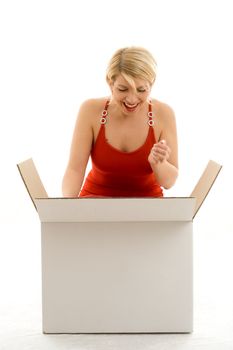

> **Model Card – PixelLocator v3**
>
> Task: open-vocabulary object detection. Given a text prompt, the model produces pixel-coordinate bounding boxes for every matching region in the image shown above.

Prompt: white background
[0,0,233,349]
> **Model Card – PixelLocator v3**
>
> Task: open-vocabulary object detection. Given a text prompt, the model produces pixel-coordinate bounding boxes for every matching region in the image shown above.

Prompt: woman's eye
[117,88,146,93]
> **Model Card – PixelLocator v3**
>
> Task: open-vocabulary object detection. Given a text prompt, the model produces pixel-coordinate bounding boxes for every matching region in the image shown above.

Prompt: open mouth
[123,102,139,112]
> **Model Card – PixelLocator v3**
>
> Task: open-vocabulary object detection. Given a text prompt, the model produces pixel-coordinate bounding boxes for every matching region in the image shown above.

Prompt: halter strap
[100,99,154,126]
[147,100,154,126]
[100,100,110,124]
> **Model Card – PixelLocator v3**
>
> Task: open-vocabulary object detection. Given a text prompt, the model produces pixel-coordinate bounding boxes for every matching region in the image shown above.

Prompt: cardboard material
[41,221,193,333]
[17,158,48,209]
[190,160,222,218]
[17,158,222,333]
[35,197,196,222]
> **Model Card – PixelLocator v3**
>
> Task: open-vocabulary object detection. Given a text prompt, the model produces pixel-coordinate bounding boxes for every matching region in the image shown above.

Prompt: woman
[62,47,178,197]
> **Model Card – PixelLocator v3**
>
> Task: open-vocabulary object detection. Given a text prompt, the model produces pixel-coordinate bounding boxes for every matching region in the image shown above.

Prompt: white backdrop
[1,1,233,348]
[0,0,232,226]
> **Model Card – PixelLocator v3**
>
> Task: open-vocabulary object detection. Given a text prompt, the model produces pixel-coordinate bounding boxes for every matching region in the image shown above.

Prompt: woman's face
[110,75,151,114]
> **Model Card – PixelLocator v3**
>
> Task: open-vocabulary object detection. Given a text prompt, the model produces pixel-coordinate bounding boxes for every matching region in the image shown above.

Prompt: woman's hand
[148,140,171,166]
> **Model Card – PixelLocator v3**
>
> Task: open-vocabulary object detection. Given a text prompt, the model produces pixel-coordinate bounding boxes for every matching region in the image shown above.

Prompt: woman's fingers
[148,140,171,165]
[152,141,170,162]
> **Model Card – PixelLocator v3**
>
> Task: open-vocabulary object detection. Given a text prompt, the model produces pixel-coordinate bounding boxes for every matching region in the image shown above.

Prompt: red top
[79,100,163,197]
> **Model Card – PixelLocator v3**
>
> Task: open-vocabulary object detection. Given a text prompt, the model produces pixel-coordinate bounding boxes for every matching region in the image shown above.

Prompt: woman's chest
[93,118,161,153]
[106,123,149,152]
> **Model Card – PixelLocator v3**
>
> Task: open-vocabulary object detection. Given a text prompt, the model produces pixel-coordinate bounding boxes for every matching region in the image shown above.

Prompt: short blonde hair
[106,46,157,88]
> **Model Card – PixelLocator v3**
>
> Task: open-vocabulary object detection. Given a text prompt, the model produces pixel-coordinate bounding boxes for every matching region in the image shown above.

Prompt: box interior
[17,158,222,219]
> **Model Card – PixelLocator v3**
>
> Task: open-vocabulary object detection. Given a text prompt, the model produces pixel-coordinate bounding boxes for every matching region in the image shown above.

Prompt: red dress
[79,100,163,197]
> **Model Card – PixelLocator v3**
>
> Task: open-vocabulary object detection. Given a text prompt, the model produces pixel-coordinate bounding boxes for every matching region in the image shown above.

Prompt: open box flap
[190,160,222,219]
[17,158,221,220]
[17,158,48,210]
[34,197,196,222]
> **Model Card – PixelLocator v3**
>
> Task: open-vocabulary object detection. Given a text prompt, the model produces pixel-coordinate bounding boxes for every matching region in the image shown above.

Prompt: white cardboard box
[17,159,222,334]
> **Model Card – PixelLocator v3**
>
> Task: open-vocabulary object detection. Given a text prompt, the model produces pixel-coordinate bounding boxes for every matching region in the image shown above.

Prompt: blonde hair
[106,46,157,88]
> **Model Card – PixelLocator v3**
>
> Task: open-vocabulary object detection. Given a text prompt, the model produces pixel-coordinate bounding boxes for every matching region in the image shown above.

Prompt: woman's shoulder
[79,97,109,114]
[151,98,175,115]
[151,98,176,124]
[75,97,110,129]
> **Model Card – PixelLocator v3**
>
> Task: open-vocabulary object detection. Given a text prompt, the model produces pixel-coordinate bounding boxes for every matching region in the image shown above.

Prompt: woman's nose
[125,92,138,104]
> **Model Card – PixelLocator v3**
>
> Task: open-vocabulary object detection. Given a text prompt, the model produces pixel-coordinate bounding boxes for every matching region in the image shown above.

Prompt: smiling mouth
[123,102,139,110]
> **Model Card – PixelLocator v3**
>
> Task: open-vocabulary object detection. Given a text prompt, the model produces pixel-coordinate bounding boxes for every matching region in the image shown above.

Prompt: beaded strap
[147,100,154,126]
[100,99,154,126]
[100,100,110,124]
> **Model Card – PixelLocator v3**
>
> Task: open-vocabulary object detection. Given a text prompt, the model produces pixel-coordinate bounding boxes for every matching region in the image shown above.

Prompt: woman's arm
[62,100,94,197]
[148,104,178,189]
